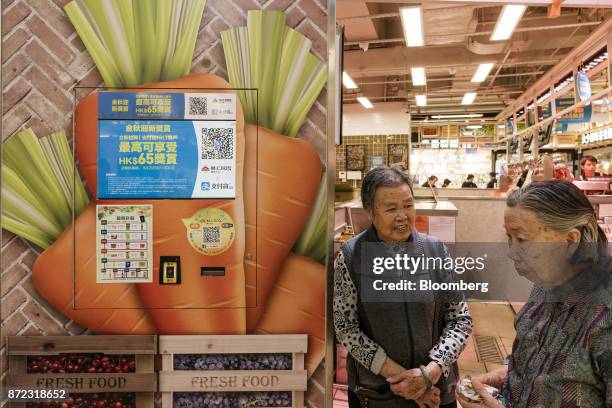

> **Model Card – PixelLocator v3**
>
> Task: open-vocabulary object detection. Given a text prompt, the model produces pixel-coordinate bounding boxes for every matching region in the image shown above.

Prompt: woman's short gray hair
[507,180,607,262]
[361,167,413,211]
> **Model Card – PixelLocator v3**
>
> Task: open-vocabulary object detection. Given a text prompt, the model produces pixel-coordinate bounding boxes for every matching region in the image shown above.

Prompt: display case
[411,148,491,187]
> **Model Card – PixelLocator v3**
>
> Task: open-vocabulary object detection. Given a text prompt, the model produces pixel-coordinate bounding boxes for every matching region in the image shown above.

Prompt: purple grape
[174,392,291,407]
[174,354,292,371]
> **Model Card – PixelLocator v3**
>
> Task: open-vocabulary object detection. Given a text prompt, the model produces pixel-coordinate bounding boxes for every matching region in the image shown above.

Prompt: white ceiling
[339,1,612,123]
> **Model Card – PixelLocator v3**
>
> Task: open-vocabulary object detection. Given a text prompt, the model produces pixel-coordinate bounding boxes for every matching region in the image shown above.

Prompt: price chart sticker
[96,205,153,283]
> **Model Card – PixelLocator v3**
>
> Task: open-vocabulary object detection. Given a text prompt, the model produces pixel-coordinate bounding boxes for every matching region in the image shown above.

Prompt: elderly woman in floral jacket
[334,167,473,408]
[458,180,611,408]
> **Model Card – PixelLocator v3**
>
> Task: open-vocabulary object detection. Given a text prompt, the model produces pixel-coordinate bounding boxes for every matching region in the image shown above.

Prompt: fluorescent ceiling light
[462,92,477,105]
[471,63,494,83]
[411,67,426,86]
[491,5,527,41]
[432,114,483,119]
[416,94,427,106]
[342,72,358,89]
[357,96,373,109]
[467,125,482,129]
[399,6,424,47]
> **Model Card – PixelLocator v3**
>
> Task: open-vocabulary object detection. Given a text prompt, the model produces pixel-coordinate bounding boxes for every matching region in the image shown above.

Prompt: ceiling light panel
[416,94,427,106]
[471,63,495,83]
[462,92,477,105]
[432,114,483,119]
[357,96,373,109]
[342,72,358,89]
[411,67,426,86]
[491,5,527,41]
[399,6,424,47]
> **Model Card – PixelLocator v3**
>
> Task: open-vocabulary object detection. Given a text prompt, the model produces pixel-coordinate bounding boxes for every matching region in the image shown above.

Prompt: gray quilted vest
[340,226,460,406]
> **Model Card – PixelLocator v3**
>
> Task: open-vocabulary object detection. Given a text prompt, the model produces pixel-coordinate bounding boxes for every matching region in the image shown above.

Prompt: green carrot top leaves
[221,10,326,136]
[65,0,206,88]
[1,130,89,249]
[221,10,328,263]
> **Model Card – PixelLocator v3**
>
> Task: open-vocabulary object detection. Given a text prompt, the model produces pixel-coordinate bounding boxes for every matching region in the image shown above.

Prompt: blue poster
[97,91,238,199]
[98,92,236,121]
[98,120,236,199]
[371,156,384,168]
[540,98,592,124]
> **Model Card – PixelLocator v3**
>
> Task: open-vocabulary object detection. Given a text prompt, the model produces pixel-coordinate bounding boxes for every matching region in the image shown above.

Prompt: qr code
[189,96,207,116]
[201,127,234,160]
[203,226,221,247]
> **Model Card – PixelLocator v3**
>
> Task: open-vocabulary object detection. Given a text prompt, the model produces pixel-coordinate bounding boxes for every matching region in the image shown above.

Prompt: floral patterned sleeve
[333,250,388,374]
[428,301,472,378]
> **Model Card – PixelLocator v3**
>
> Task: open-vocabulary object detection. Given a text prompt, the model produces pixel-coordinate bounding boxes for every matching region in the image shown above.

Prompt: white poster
[191,120,237,198]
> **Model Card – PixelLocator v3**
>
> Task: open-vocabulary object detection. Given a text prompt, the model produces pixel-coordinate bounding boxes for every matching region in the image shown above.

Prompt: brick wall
[1,1,328,406]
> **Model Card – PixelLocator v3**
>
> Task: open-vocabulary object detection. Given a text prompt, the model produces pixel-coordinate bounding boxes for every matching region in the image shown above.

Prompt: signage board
[98,92,237,199]
[576,71,592,102]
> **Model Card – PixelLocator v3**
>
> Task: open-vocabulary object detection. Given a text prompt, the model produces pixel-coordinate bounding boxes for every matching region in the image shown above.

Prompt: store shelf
[588,195,612,205]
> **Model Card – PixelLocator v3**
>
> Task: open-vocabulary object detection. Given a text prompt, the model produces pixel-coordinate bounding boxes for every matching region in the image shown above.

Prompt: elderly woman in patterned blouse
[334,167,473,408]
[457,180,611,408]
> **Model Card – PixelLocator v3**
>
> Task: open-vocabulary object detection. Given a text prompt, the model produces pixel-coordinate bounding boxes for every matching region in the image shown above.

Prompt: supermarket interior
[333,1,612,406]
[2,0,612,407]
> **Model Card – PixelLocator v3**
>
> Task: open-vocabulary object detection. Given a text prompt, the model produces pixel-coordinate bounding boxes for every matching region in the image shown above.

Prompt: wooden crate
[6,335,157,408]
[159,334,308,408]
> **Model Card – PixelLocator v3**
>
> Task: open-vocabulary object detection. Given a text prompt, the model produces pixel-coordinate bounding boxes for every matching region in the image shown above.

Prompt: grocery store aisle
[332,301,522,407]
